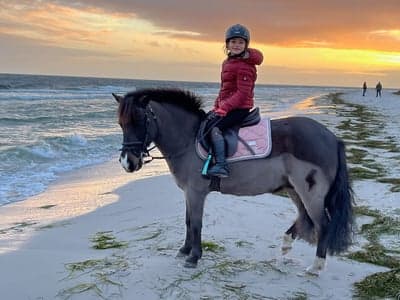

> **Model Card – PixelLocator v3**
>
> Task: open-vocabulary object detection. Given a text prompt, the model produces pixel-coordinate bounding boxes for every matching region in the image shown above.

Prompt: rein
[142,143,190,164]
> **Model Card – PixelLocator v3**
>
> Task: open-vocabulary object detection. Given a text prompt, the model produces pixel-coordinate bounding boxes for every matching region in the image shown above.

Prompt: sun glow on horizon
[258,43,400,71]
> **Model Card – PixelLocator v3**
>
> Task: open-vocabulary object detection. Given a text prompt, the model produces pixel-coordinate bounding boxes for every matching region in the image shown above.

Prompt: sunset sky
[1,0,400,88]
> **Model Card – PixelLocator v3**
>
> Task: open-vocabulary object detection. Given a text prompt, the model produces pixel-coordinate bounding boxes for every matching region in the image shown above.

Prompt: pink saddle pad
[196,117,272,162]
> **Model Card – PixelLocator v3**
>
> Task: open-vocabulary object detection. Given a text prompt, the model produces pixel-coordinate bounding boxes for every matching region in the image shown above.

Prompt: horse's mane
[125,88,206,116]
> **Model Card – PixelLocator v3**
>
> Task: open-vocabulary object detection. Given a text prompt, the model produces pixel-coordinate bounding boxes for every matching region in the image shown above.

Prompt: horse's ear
[137,95,149,107]
[112,93,123,103]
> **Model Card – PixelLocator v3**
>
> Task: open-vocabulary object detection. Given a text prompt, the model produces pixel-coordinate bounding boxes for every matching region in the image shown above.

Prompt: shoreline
[0,155,169,255]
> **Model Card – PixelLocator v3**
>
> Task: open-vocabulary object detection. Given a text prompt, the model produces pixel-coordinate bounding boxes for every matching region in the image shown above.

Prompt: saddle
[196,108,272,162]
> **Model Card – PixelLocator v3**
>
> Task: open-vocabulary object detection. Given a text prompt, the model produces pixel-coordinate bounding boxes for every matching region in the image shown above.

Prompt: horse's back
[270,116,338,178]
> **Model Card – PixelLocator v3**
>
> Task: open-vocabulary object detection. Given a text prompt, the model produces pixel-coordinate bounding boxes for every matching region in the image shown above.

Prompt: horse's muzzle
[119,151,143,172]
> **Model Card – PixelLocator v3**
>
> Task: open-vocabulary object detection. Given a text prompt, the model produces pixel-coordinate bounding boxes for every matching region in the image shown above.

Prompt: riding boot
[207,127,229,178]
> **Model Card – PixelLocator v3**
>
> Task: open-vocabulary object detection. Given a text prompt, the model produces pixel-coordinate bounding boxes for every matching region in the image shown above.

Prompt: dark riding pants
[213,109,250,131]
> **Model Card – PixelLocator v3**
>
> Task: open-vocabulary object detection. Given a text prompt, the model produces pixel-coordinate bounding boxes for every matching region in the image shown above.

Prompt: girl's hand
[206,111,218,121]
[214,108,227,116]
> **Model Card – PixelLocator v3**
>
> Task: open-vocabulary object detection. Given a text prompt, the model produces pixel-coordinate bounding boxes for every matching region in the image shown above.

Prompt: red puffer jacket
[213,48,263,116]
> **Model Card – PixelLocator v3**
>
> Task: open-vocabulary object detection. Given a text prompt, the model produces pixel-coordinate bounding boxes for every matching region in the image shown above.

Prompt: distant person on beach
[362,81,367,96]
[206,24,263,178]
[376,81,382,97]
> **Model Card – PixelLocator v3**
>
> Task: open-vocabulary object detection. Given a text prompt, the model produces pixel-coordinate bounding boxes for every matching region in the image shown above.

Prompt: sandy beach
[0,90,399,299]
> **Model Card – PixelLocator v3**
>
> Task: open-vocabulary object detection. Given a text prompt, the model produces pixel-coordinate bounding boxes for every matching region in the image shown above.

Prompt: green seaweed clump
[349,166,379,180]
[352,206,400,299]
[201,240,225,253]
[65,259,104,273]
[58,283,103,299]
[354,268,400,299]
[329,92,345,105]
[38,204,57,209]
[288,291,308,300]
[377,177,400,193]
[91,231,128,250]
[350,206,400,268]
[235,240,253,248]
[348,244,400,269]
[60,254,129,299]
[0,221,37,234]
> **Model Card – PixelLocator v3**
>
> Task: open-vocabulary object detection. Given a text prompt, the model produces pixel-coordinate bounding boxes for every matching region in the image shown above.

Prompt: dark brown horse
[113,88,354,275]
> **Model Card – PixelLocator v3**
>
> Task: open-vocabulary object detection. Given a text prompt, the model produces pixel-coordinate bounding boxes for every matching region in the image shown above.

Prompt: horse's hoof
[305,266,321,276]
[184,255,199,268]
[176,251,189,258]
[281,256,302,266]
[184,261,197,268]
[305,257,326,276]
[281,234,294,255]
[281,246,292,256]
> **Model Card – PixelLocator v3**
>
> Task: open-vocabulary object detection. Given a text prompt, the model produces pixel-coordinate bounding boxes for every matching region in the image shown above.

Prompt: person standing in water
[362,81,367,96]
[376,81,382,97]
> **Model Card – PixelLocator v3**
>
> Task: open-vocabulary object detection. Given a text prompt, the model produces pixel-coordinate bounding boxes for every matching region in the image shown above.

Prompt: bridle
[119,103,160,164]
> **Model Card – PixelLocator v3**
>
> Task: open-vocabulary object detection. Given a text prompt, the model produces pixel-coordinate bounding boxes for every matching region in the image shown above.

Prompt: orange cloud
[36,0,400,52]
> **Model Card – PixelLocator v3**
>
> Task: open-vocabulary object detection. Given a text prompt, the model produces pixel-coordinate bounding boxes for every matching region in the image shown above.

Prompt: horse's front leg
[182,188,206,268]
[177,207,192,257]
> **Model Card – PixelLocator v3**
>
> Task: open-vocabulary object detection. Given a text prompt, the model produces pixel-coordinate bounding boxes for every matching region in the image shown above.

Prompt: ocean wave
[0,134,91,163]
[0,91,117,101]
[0,133,120,205]
[0,173,52,205]
[0,115,58,124]
[0,74,138,92]
[64,85,132,93]
[0,109,114,125]
[0,84,12,90]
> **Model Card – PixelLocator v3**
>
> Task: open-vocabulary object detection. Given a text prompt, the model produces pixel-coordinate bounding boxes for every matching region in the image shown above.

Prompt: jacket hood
[246,48,263,65]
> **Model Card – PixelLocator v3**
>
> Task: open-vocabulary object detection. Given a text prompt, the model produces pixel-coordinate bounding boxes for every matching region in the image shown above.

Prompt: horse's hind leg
[305,197,330,275]
[282,188,314,256]
[305,199,330,276]
[282,223,296,255]
[289,170,330,275]
[307,223,329,275]
[281,188,297,255]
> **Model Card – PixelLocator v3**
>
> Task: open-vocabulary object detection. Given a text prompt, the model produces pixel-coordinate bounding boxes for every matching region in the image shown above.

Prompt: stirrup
[207,164,229,178]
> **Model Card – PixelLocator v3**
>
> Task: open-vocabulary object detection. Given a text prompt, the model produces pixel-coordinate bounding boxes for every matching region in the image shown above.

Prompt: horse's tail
[324,139,354,255]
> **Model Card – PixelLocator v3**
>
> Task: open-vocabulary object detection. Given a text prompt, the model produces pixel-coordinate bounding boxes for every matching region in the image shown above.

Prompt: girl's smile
[227,38,246,55]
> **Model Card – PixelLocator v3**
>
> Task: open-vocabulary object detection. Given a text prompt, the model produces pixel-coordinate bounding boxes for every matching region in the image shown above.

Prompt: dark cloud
[48,0,400,51]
